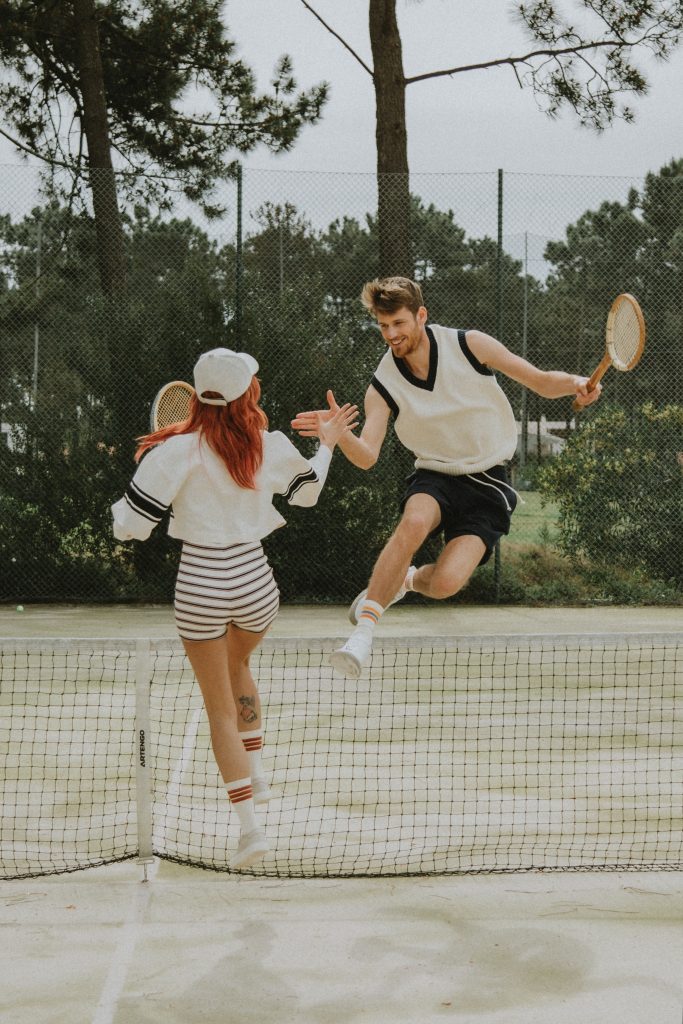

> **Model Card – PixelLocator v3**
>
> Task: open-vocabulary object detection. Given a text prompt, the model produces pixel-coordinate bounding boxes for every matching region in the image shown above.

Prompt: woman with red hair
[112,348,356,869]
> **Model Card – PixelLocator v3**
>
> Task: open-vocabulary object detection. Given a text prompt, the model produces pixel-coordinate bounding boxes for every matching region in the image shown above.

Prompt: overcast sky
[224,0,683,178]
[1,1,681,181]
[1,0,681,261]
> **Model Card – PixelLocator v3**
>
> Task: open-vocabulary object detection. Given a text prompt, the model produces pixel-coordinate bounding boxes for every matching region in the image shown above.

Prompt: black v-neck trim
[393,325,438,391]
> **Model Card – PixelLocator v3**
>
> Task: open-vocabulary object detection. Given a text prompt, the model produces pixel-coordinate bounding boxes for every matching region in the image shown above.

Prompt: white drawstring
[465,471,525,510]
[480,471,525,506]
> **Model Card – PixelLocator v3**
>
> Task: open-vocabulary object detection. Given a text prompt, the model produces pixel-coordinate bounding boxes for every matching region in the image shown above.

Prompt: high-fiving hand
[292,390,350,437]
[296,393,358,449]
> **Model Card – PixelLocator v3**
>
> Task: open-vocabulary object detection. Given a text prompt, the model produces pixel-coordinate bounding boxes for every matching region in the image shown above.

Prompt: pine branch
[405,39,625,85]
[299,0,373,76]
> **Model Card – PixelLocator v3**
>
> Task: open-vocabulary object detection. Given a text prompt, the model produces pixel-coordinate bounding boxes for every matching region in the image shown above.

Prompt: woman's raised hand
[291,390,342,437]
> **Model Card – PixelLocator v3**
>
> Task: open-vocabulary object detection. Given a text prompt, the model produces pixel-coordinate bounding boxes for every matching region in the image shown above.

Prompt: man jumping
[292,276,601,678]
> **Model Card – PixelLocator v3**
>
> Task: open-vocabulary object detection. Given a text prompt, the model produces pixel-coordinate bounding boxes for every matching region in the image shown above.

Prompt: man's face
[376,305,426,358]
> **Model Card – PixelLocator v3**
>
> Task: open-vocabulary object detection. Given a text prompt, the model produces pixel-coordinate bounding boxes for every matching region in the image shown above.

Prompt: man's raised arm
[292,387,390,470]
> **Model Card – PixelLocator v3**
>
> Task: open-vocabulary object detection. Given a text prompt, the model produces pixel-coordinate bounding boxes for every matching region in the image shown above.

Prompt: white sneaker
[252,777,274,804]
[348,567,416,625]
[329,629,373,678]
[230,827,269,870]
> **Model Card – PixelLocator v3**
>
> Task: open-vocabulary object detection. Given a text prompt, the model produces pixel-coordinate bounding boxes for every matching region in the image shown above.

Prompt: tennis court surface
[1,604,682,1024]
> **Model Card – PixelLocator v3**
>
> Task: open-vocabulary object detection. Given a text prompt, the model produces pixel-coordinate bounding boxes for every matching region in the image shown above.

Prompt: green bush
[538,403,683,590]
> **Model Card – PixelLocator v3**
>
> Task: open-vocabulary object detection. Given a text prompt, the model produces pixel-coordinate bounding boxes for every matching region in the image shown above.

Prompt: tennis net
[1,634,681,878]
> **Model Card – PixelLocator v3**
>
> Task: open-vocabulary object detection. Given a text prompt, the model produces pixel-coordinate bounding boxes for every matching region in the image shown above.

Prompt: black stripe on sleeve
[124,481,169,522]
[283,468,318,501]
[370,376,399,417]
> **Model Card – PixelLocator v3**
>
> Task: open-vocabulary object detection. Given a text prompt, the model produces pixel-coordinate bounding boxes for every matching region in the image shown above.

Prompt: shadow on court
[2,861,682,1024]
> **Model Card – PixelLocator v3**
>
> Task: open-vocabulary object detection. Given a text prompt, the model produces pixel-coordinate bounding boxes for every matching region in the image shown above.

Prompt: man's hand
[317,403,359,449]
[573,377,602,408]
[291,390,343,436]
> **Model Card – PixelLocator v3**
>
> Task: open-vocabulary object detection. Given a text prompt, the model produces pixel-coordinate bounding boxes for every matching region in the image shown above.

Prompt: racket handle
[572,353,611,411]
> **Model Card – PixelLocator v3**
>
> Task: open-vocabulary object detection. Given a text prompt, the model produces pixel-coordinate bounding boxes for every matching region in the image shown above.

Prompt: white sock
[241,729,265,781]
[357,599,384,631]
[226,777,258,833]
[404,566,416,592]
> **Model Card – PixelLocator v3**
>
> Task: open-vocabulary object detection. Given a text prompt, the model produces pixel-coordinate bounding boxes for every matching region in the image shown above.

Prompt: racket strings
[609,300,643,369]
[153,383,194,429]
[159,390,191,424]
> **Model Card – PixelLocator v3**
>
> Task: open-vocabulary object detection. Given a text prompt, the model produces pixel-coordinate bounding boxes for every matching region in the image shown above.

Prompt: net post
[135,638,154,879]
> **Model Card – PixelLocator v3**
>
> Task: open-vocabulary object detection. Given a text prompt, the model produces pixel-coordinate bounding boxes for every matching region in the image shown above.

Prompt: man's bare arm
[467,331,602,406]
[291,387,390,469]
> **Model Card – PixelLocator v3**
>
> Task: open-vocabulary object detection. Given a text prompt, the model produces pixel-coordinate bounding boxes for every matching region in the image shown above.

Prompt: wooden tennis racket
[150,380,194,430]
[573,293,646,411]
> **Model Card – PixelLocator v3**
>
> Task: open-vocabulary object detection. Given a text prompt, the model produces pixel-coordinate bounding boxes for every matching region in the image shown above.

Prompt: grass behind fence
[480,492,682,608]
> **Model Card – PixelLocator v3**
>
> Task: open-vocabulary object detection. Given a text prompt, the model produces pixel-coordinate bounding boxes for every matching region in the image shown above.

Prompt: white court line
[153,704,205,847]
[91,705,204,1024]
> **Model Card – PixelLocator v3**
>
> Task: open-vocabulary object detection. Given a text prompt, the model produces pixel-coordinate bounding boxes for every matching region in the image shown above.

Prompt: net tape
[1,634,681,878]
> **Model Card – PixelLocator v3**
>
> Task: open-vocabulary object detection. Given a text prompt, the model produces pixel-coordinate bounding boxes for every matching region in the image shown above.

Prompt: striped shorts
[174,541,280,642]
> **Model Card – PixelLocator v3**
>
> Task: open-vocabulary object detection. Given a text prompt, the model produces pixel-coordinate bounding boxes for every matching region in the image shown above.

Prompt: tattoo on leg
[238,696,257,723]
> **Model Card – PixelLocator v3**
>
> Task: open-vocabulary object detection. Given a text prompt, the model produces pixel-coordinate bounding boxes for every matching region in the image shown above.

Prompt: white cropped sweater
[111,430,332,545]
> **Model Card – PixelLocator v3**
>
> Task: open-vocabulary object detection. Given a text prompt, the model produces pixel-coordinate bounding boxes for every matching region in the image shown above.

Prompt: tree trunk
[72,0,126,296]
[369,0,412,278]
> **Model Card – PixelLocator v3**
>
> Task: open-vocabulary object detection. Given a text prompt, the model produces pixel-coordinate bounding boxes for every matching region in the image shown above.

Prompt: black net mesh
[2,634,681,879]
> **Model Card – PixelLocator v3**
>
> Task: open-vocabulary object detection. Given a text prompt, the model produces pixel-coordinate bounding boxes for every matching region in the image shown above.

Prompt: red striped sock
[241,729,264,781]
[226,776,258,832]
[227,780,253,804]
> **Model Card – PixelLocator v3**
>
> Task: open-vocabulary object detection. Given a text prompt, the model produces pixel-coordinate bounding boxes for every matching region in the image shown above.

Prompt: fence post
[135,638,154,879]
[495,168,504,602]
[496,168,504,341]
[235,163,243,338]
[32,218,42,410]
[520,231,529,477]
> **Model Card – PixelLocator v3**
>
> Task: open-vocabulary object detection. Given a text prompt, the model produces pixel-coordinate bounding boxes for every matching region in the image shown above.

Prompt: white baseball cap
[193,348,259,405]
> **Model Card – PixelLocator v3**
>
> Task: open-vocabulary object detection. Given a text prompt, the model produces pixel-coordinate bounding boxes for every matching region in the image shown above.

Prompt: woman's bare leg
[225,622,268,735]
[182,633,250,783]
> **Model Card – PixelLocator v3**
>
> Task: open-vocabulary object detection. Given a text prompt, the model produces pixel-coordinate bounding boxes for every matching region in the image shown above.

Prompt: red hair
[135,378,268,489]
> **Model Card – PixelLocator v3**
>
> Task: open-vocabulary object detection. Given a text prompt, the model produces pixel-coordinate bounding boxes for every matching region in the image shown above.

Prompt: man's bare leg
[347,493,441,623]
[332,494,441,677]
[411,534,486,599]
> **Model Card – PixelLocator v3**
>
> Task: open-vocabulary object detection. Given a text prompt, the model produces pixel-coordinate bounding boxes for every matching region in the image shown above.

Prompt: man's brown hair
[361,277,424,317]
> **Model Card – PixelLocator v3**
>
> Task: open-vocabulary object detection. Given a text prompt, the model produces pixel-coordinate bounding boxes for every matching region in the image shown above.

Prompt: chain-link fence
[1,162,681,603]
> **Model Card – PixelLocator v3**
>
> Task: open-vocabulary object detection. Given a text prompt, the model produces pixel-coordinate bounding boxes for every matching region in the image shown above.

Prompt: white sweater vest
[371,324,518,475]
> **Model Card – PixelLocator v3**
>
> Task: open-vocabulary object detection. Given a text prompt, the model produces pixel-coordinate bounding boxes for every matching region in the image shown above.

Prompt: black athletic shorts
[400,464,518,565]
